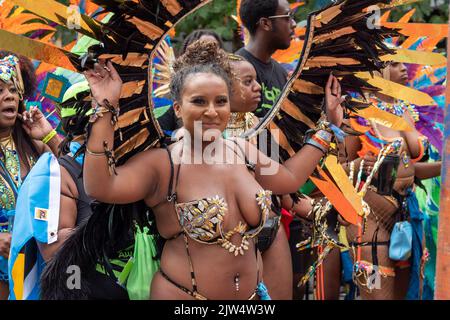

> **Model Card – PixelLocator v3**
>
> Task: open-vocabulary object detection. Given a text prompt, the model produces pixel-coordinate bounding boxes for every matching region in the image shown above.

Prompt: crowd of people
[0,0,443,300]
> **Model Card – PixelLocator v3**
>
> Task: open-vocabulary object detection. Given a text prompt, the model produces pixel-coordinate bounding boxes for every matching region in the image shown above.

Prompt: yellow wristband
[42,129,57,144]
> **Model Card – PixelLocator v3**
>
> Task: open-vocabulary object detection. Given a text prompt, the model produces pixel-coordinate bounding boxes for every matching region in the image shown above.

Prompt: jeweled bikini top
[166,142,271,256]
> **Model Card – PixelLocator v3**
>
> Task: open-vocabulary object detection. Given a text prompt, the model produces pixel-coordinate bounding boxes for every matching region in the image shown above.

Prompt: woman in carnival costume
[0,51,61,299]
[226,52,302,299]
[0,0,399,300]
[82,39,344,300]
[343,61,436,300]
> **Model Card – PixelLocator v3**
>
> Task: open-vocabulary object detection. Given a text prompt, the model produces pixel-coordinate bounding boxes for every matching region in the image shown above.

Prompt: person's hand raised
[21,106,54,141]
[324,73,345,127]
[84,60,122,108]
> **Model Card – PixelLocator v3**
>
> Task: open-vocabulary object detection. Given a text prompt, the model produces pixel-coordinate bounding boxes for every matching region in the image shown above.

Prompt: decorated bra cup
[175,190,272,256]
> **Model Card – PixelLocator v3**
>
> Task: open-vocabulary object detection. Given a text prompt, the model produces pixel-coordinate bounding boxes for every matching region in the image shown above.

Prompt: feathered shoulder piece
[0,0,211,164]
[244,0,400,159]
[75,0,211,164]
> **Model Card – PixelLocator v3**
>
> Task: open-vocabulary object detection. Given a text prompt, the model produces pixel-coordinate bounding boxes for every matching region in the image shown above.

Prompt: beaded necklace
[224,112,255,138]
[375,99,420,123]
[0,134,21,212]
[0,135,21,186]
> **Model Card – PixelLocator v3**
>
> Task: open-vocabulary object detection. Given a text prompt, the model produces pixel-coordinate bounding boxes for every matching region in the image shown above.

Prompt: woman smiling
[82,41,344,300]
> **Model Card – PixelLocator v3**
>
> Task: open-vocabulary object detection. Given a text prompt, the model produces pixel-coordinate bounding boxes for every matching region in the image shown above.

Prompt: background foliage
[49,0,449,50]
[174,0,449,52]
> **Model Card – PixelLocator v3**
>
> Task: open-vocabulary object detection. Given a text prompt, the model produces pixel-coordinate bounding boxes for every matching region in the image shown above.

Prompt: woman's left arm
[21,106,62,155]
[245,74,344,194]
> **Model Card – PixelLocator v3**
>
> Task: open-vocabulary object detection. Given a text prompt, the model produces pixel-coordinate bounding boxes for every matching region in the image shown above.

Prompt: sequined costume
[159,141,271,300]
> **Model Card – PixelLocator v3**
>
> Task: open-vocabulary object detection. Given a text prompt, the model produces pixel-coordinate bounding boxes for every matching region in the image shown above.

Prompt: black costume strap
[231,139,256,172]
[371,226,380,267]
[158,233,207,300]
[164,147,177,202]
[183,233,200,296]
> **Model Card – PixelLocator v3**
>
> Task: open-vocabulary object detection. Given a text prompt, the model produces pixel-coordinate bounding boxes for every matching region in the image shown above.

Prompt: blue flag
[8,152,60,300]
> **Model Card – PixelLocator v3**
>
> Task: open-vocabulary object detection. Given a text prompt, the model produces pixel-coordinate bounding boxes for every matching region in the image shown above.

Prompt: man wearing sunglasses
[236,0,296,118]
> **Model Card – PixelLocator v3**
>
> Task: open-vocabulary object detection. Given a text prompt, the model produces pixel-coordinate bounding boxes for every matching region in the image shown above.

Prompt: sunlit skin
[82,60,343,300]
[269,0,297,50]
[230,60,261,113]
[388,62,409,86]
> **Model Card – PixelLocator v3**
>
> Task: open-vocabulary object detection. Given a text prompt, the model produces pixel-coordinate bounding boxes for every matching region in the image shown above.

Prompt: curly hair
[240,0,279,35]
[170,40,233,102]
[0,50,37,99]
[181,29,223,54]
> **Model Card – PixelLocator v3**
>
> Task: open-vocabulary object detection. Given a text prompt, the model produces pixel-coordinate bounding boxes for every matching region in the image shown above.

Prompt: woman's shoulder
[129,147,172,173]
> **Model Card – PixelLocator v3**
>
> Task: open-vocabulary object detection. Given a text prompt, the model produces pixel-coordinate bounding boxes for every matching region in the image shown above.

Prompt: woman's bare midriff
[147,151,267,300]
[150,234,262,300]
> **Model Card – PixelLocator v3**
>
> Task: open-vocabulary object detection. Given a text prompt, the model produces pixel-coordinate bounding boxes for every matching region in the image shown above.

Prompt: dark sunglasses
[267,11,295,21]
[256,11,296,26]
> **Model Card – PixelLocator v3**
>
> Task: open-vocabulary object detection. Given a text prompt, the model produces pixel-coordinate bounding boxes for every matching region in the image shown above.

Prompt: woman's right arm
[83,61,160,204]
[414,161,442,180]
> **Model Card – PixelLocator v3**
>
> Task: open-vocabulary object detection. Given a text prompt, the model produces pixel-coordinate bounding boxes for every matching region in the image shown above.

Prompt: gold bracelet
[85,146,106,156]
[85,141,117,175]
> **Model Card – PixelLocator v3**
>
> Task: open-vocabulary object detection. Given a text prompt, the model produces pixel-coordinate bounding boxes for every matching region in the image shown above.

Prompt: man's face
[268,0,296,50]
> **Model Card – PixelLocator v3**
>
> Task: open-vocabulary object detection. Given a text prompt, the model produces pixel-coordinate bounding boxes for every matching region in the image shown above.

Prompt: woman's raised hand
[84,60,122,107]
[324,73,345,127]
[21,106,54,140]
